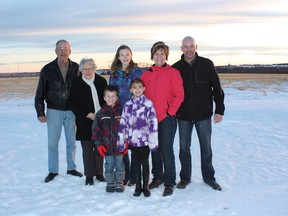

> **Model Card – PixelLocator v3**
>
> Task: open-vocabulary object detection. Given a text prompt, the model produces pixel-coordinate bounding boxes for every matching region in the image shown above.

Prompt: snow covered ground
[0,79,287,216]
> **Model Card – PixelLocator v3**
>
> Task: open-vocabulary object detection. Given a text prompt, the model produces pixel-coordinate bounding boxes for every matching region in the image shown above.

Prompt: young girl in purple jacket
[117,79,158,197]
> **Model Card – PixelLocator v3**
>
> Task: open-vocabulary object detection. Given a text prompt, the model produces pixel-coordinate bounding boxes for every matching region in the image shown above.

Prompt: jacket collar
[148,63,168,72]
[131,95,145,104]
[103,101,121,110]
[181,52,198,64]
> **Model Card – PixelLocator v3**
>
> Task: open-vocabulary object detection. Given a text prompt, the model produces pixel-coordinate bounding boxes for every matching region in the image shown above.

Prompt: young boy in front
[117,79,158,197]
[92,85,125,192]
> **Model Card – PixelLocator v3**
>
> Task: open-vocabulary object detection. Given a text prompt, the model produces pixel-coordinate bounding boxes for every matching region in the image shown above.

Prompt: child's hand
[123,148,128,155]
[97,146,107,157]
[123,140,129,155]
[87,112,96,120]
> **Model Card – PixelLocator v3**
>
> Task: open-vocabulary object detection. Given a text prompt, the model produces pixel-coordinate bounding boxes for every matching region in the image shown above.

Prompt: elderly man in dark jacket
[172,36,225,191]
[35,39,83,183]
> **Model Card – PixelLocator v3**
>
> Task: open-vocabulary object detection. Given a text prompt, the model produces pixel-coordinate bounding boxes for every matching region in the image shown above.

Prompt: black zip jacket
[172,53,225,121]
[34,58,79,117]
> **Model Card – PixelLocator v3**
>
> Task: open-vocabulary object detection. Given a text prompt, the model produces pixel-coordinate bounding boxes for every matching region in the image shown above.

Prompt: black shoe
[85,177,94,185]
[133,188,142,197]
[96,175,106,182]
[149,179,164,189]
[142,188,151,197]
[163,185,174,196]
[176,180,190,189]
[206,181,222,191]
[106,185,115,193]
[127,181,136,186]
[67,170,83,177]
[44,172,58,183]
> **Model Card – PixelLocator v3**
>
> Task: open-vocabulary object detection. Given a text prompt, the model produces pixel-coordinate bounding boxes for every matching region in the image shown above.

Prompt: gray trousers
[105,155,125,187]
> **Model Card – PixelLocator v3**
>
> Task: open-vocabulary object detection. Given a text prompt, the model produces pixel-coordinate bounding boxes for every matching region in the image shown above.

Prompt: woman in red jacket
[141,41,184,196]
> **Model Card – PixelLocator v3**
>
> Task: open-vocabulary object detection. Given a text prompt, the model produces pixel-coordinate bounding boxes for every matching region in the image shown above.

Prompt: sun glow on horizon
[1,1,288,73]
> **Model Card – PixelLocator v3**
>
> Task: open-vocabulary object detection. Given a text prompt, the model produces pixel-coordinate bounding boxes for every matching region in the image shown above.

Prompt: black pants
[81,140,104,177]
[131,146,150,188]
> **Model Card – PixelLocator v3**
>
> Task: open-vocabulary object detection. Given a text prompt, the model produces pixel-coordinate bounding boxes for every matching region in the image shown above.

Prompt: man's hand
[38,116,47,123]
[214,114,223,123]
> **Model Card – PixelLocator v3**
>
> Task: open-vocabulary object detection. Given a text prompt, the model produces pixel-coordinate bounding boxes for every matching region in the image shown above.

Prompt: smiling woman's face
[82,63,95,80]
[153,48,166,66]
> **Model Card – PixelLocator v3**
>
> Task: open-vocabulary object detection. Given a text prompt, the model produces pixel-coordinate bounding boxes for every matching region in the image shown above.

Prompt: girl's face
[104,91,118,106]
[130,83,145,97]
[118,48,132,69]
[153,48,166,66]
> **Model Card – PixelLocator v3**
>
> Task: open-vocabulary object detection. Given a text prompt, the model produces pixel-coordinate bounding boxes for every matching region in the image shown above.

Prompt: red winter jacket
[141,64,184,122]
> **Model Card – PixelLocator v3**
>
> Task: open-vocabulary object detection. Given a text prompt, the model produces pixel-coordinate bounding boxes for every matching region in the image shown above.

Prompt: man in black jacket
[172,36,225,191]
[35,39,83,183]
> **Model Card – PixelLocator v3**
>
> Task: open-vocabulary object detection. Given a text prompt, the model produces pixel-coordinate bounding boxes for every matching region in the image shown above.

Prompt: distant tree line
[1,64,288,78]
[216,64,288,74]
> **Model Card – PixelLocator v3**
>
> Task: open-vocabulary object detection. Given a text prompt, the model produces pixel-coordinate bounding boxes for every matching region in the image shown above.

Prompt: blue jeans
[105,155,124,186]
[178,118,215,183]
[151,115,177,186]
[46,108,76,173]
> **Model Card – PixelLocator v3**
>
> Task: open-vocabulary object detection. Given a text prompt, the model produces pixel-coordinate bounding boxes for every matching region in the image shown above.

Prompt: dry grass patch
[0,74,287,99]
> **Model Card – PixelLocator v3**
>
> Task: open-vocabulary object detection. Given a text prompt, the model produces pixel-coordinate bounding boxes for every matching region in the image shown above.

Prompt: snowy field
[0,77,287,216]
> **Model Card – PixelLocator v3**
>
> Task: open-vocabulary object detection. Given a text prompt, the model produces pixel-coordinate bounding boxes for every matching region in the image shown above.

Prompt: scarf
[82,74,101,113]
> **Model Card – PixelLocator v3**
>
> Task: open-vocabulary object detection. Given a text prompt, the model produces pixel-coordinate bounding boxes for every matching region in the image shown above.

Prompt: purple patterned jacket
[117,95,158,152]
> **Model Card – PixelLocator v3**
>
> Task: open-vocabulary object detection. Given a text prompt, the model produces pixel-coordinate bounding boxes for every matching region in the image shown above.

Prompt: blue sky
[0,0,287,72]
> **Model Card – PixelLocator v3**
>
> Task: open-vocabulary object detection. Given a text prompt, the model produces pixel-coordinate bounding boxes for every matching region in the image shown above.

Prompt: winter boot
[133,187,142,197]
[115,170,125,192]
[105,172,115,192]
[142,180,151,197]
[106,183,115,193]
[133,174,142,197]
[116,182,124,192]
[142,159,151,197]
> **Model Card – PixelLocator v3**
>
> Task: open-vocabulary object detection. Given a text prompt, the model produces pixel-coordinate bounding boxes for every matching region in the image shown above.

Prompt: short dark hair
[129,78,145,89]
[104,85,119,96]
[56,39,69,47]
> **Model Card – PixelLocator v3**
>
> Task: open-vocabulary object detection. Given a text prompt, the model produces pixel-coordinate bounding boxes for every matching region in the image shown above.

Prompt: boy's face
[130,83,145,97]
[104,91,118,106]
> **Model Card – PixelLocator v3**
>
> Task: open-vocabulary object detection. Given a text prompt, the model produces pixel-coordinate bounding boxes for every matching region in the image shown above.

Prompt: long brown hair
[110,45,137,77]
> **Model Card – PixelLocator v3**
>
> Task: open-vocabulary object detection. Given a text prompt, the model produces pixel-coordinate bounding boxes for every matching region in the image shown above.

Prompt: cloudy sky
[0,0,287,72]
